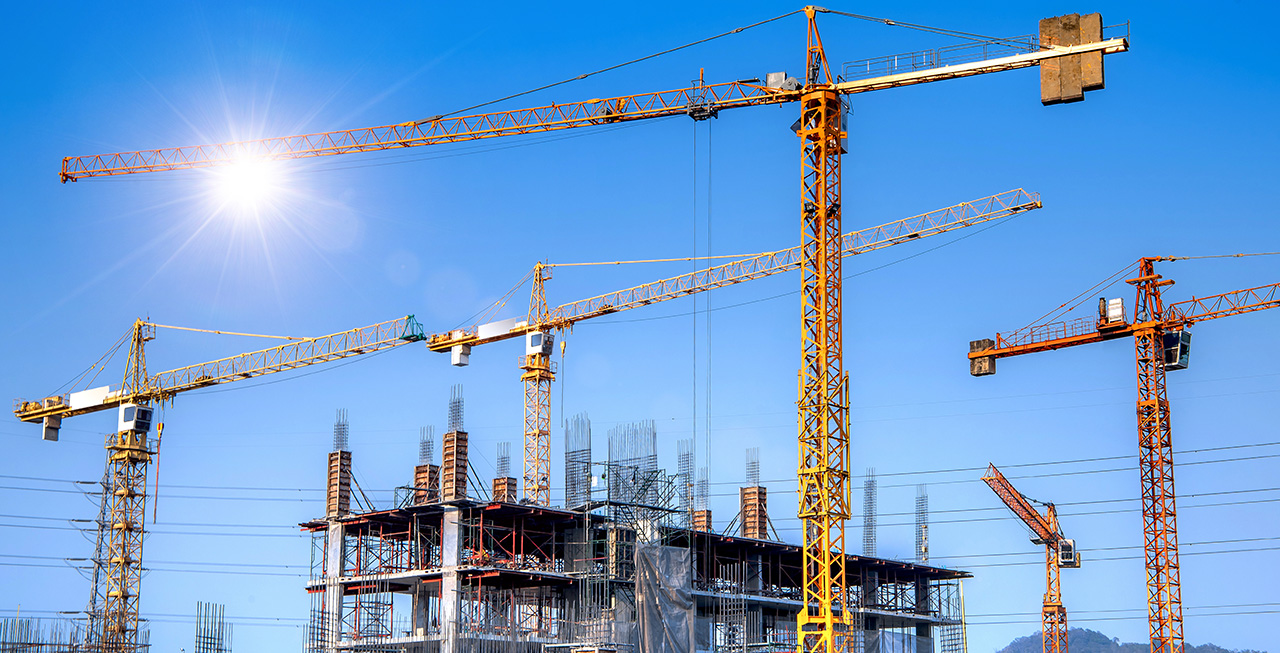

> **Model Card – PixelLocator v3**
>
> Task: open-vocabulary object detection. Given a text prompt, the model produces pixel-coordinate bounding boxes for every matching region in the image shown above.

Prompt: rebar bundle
[448,384,464,433]
[696,466,709,513]
[863,468,877,558]
[420,426,435,465]
[333,409,349,452]
[194,601,232,653]
[564,413,592,509]
[497,442,511,479]
[677,438,694,516]
[915,484,930,563]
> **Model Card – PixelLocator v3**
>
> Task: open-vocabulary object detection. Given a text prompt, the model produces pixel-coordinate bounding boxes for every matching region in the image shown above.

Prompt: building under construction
[303,398,969,653]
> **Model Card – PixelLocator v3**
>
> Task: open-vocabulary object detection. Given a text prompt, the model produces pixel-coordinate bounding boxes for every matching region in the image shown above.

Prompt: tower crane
[968,258,1280,653]
[982,464,1080,653]
[434,189,1041,506]
[14,316,428,653]
[14,188,1039,653]
[55,9,1128,652]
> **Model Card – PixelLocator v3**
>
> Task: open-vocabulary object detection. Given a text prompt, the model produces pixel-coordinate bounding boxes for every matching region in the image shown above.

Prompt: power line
[7,438,1276,496]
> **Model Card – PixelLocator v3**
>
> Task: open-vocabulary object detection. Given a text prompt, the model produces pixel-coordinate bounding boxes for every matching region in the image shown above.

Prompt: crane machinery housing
[39,7,1129,653]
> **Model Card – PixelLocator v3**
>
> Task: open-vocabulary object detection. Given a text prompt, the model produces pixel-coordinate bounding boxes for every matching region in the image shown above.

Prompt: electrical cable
[822,9,1039,50]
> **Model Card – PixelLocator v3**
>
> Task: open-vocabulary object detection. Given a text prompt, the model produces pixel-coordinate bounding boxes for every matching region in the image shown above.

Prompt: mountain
[994,628,1266,653]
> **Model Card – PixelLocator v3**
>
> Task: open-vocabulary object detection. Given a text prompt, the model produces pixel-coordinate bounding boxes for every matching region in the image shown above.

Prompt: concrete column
[915,579,933,652]
[440,508,463,653]
[323,522,345,651]
[746,554,763,644]
[861,570,879,653]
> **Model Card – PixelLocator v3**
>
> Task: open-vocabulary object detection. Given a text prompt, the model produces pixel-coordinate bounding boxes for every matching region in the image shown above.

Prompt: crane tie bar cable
[148,323,307,341]
[432,10,802,120]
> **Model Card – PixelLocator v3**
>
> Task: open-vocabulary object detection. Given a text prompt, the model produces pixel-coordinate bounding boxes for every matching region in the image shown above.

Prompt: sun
[210,157,284,214]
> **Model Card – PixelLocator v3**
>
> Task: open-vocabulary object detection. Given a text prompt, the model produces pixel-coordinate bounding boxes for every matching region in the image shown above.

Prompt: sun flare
[211,157,284,214]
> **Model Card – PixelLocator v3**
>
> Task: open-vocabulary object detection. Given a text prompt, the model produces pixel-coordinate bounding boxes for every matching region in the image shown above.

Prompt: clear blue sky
[2,2,1277,652]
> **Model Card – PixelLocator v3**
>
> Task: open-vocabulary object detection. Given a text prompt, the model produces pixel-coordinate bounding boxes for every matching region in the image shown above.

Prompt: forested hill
[995,628,1266,653]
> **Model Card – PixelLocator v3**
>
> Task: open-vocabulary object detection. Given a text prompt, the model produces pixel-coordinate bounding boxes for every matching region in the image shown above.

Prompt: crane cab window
[1163,330,1192,371]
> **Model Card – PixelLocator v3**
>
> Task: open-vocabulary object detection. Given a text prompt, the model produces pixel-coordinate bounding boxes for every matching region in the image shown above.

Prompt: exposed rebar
[863,467,877,558]
[332,409,349,452]
[419,426,435,465]
[496,442,511,479]
[448,384,464,432]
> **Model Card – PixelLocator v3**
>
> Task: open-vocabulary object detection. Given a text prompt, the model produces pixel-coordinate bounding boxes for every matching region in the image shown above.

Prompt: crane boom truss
[980,464,1059,542]
[982,463,1068,653]
[56,37,1127,182]
[429,189,1040,352]
[971,280,1280,360]
[15,316,426,423]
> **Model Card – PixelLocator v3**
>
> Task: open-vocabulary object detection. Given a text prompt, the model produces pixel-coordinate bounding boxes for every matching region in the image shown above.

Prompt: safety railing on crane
[995,314,1099,350]
[841,22,1129,83]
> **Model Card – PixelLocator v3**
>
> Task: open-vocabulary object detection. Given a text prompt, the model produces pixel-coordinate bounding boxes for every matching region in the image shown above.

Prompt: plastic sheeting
[634,543,694,653]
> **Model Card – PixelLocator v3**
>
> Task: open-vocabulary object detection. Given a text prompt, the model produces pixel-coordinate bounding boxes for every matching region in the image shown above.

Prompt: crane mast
[970,259,1280,653]
[794,10,851,649]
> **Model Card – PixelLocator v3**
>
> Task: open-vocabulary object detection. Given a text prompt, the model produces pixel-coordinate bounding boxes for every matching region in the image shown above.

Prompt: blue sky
[1,2,1277,652]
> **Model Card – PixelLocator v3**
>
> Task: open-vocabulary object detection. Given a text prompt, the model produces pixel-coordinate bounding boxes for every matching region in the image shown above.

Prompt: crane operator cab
[526,331,554,357]
[1057,538,1081,568]
[118,403,154,435]
[1163,330,1192,371]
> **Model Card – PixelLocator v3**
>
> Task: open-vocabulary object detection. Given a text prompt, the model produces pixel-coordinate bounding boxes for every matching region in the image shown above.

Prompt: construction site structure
[33,7,1130,650]
[302,413,970,653]
[969,257,1280,651]
[981,465,1079,653]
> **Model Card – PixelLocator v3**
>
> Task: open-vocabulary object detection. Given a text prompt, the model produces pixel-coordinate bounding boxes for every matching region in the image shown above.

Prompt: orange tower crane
[56,9,1128,652]
[982,463,1080,653]
[969,258,1280,653]
[15,189,1038,653]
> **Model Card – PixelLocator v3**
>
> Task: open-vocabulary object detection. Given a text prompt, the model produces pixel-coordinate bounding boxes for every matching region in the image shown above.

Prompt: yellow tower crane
[54,9,1128,652]
[982,463,1080,653]
[432,189,1040,506]
[14,316,428,652]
